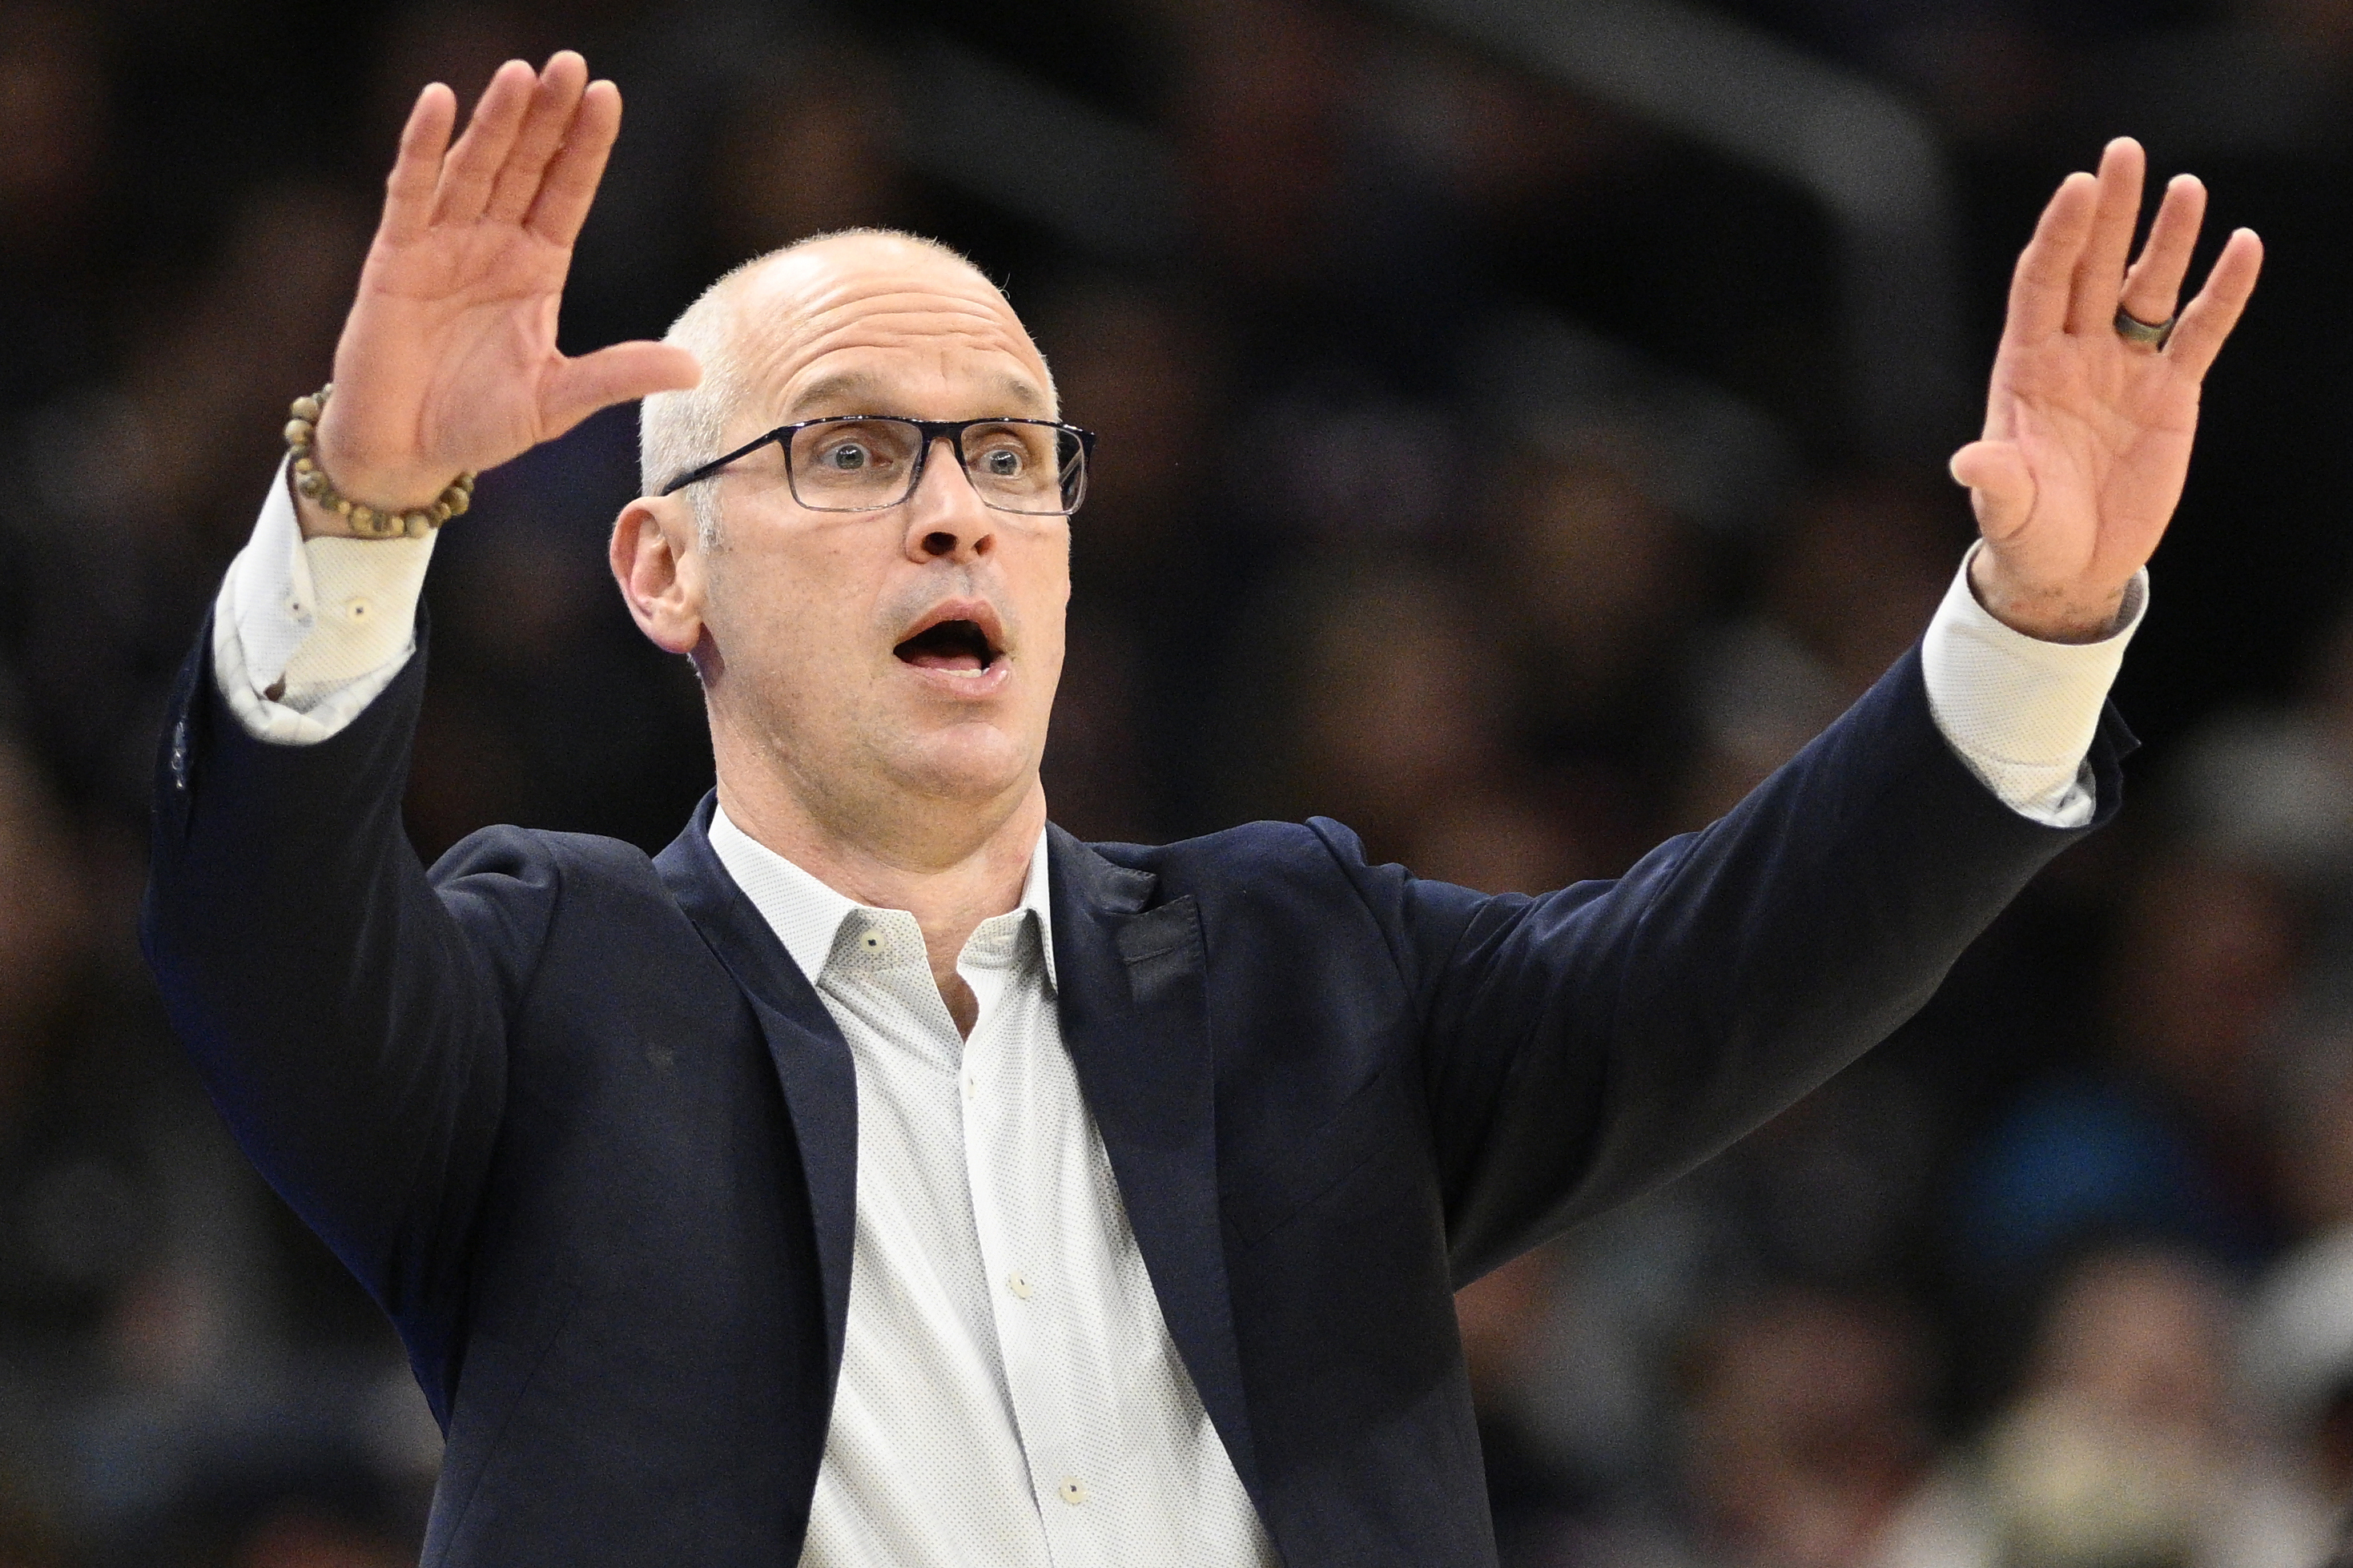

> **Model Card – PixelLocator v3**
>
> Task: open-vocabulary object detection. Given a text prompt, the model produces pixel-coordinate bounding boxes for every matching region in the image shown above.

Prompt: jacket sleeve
[140,613,552,1379]
[1317,645,2134,1285]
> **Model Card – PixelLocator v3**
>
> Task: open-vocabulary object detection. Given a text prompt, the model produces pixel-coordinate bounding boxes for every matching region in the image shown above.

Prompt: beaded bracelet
[283,384,475,540]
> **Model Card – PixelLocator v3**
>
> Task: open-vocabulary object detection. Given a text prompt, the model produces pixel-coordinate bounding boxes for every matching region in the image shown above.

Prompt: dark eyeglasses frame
[658,415,1098,516]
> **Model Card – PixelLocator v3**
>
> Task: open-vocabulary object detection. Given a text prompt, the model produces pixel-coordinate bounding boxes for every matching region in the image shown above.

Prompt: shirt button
[860,932,882,951]
[1007,1272,1033,1300]
[962,1071,979,1100]
[346,597,372,621]
[1058,1478,1086,1506]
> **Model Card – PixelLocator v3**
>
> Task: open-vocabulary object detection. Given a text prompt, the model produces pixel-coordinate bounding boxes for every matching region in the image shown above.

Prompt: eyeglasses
[660,416,1096,517]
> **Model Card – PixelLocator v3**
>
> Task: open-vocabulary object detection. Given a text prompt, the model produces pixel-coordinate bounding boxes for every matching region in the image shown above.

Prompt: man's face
[690,238,1069,832]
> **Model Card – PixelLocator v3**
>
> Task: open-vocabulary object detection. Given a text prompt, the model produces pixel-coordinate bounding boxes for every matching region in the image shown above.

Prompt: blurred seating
[0,0,2345,1558]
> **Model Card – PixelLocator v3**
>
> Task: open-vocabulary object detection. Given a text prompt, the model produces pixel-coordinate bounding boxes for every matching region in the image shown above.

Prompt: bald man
[143,54,2258,1568]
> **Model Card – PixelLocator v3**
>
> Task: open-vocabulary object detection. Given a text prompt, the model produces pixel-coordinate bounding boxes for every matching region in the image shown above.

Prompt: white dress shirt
[207,468,2146,1562]
[707,811,1277,1566]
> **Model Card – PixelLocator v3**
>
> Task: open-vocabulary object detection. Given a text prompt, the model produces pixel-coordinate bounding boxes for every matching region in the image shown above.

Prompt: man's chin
[883,722,1038,807]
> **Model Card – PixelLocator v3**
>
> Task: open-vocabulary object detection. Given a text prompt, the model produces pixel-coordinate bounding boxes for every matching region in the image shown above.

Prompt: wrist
[311,421,453,511]
[1966,550,2127,643]
[286,387,473,541]
[292,476,358,541]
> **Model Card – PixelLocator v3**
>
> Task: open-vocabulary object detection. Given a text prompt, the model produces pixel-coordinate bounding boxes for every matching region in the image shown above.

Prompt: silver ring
[2114,305,2175,350]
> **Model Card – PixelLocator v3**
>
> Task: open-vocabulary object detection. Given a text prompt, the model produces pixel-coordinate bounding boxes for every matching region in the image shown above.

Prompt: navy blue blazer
[142,621,2128,1566]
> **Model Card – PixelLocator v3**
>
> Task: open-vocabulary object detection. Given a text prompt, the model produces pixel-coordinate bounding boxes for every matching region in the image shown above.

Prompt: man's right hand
[297,52,700,539]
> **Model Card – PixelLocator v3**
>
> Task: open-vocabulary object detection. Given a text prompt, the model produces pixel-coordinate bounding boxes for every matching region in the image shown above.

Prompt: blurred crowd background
[5,0,2353,1563]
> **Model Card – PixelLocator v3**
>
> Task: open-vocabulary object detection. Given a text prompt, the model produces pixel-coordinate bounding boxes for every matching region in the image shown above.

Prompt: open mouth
[893,618,1001,673]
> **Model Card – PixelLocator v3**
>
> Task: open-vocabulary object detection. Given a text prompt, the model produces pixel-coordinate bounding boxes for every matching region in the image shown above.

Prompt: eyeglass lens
[787,420,1086,514]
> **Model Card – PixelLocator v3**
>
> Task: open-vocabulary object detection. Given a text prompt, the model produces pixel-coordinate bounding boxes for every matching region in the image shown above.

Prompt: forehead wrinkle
[746,324,1053,429]
[744,268,1031,360]
[770,300,1034,368]
[786,365,1052,420]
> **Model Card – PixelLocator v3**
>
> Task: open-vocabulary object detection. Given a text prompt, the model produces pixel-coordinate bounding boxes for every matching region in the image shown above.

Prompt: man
[142,50,2258,1568]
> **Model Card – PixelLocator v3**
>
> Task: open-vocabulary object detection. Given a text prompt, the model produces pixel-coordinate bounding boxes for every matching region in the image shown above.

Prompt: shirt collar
[1016,828,1057,991]
[706,804,1056,991]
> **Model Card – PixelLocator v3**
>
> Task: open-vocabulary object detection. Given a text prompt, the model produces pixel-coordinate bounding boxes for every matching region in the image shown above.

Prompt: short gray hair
[639,257,752,553]
[638,229,997,553]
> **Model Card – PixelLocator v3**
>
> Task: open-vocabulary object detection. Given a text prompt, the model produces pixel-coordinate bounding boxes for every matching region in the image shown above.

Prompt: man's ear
[609,494,706,657]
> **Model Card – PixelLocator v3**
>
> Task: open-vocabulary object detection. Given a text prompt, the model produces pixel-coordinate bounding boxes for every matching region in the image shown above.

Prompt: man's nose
[902,436,997,563]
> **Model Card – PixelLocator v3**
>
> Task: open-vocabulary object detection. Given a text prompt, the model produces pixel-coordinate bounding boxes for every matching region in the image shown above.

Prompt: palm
[1953,139,2261,640]
[1986,328,2197,586]
[350,226,577,467]
[316,55,697,514]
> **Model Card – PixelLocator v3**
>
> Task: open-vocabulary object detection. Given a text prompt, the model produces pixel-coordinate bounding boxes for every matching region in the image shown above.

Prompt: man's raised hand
[1950,137,2262,641]
[300,53,699,538]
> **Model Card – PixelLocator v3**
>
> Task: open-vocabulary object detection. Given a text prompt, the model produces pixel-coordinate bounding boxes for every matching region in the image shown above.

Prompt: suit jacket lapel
[650,807,1261,1504]
[655,794,859,1383]
[1046,825,1264,1505]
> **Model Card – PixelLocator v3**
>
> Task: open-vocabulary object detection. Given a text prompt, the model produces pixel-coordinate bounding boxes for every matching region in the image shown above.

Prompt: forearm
[145,617,509,1318]
[1407,645,2130,1277]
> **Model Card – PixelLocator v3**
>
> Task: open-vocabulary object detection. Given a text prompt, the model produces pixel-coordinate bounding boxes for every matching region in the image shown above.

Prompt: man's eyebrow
[784,371,888,416]
[995,374,1053,416]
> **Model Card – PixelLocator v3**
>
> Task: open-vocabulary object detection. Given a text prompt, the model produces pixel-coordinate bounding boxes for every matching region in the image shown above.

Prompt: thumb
[541,342,702,438]
[1948,439,2036,541]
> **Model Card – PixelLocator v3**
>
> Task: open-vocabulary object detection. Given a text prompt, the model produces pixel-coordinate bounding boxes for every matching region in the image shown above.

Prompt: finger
[432,58,537,225]
[380,82,458,246]
[526,78,621,244]
[485,51,589,226]
[1949,439,2037,541]
[2065,137,2147,336]
[541,341,702,437]
[2165,228,2265,380]
[2119,174,2206,328]
[2004,171,2099,347]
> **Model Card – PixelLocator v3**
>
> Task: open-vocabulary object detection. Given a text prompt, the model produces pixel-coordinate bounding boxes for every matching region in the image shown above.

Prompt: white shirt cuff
[212,459,439,745]
[1921,542,2144,830]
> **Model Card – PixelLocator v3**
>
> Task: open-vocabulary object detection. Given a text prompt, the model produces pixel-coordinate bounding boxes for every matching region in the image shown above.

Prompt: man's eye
[824,444,871,471]
[980,448,1024,476]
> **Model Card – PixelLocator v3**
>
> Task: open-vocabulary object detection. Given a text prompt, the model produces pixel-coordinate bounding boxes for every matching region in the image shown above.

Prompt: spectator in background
[0,0,107,418]
[1488,448,1698,807]
[704,39,906,263]
[1950,838,2305,1301]
[1454,1245,1607,1568]
[1684,1289,1985,1568]
[1981,1246,2328,1568]
[1683,474,1957,830]
[0,0,2323,1559]
[1221,556,1595,893]
[2242,1224,2353,1522]
[1029,279,1234,842]
[0,1469,64,1568]
[139,1450,416,1568]
[1170,0,1361,307]
[15,182,372,827]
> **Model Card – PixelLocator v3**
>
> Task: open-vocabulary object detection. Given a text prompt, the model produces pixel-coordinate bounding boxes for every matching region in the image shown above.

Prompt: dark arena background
[2,0,2351,1562]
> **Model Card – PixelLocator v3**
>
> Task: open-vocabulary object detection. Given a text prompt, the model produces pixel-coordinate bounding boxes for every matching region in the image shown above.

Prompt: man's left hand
[1952,137,2263,642]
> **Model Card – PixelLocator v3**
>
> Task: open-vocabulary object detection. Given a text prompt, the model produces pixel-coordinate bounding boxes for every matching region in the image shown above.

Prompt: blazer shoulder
[428,822,662,891]
[1083,818,1476,984]
[425,825,674,999]
[1088,817,1372,900]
